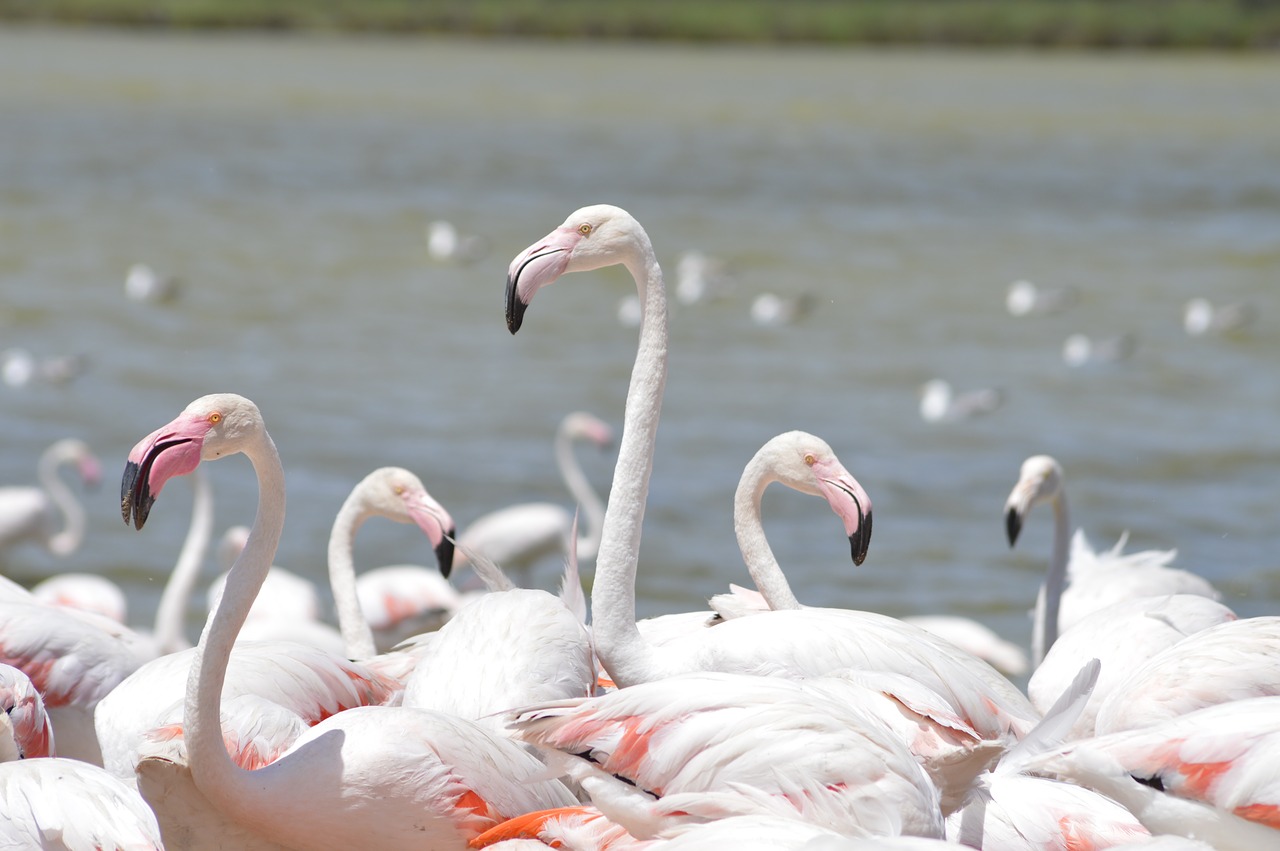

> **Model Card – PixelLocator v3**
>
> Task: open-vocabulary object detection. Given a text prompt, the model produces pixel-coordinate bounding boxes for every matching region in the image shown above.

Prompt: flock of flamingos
[0,204,1277,850]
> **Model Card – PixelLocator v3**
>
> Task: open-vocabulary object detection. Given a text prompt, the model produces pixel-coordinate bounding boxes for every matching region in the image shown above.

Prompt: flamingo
[0,663,165,850]
[505,204,1039,742]
[0,437,100,559]
[1026,696,1280,848]
[451,411,613,586]
[1004,454,1221,667]
[1027,594,1237,740]
[324,465,459,661]
[504,671,945,840]
[120,393,579,850]
[1092,616,1280,735]
[30,571,129,623]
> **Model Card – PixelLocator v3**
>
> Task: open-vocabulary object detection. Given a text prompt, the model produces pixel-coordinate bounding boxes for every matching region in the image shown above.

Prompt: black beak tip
[505,275,526,335]
[850,511,872,566]
[437,530,456,579]
[120,461,153,530]
[1005,507,1022,547]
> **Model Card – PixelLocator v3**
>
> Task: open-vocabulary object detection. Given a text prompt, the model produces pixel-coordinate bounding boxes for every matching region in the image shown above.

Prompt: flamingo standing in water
[0,663,166,850]
[120,393,578,850]
[451,410,613,587]
[0,437,100,559]
[1004,454,1221,667]
[505,204,1038,742]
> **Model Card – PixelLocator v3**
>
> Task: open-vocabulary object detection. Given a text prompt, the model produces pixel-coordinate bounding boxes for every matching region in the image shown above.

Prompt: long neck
[733,460,801,611]
[590,248,671,687]
[153,468,214,654]
[558,425,607,562]
[1032,492,1071,667]
[185,433,286,814]
[328,488,378,660]
[40,448,85,557]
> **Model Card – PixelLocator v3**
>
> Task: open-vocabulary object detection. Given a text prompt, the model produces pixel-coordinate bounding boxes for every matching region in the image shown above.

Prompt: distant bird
[919,379,1004,423]
[1183,297,1255,337]
[749,291,816,327]
[0,347,89,387]
[31,572,128,624]
[124,262,180,303]
[1062,332,1136,367]
[674,249,734,305]
[0,438,101,559]
[1005,279,1076,317]
[425,219,486,263]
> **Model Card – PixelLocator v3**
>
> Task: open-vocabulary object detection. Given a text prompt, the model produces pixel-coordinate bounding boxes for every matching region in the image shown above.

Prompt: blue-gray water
[2,28,1277,658]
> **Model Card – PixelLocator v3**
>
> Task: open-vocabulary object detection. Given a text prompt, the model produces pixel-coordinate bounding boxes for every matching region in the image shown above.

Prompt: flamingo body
[0,438,100,558]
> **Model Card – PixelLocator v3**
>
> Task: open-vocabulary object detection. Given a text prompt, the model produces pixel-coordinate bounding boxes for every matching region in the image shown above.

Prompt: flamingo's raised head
[1004,454,1064,547]
[506,204,651,334]
[0,663,55,760]
[754,431,874,566]
[122,394,263,530]
[358,467,457,578]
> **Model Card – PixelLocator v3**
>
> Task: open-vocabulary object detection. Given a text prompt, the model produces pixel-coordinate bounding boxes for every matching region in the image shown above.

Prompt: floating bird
[1005,279,1076,317]
[919,379,1005,423]
[1183,297,1256,337]
[1062,332,1136,367]
[0,347,89,387]
[674,249,734,305]
[425,219,487,263]
[124,262,180,303]
[749,291,816,327]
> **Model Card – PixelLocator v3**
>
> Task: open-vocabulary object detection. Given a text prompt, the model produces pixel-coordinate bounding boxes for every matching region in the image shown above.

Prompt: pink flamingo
[1027,695,1280,847]
[1005,455,1222,667]
[504,671,945,840]
[505,204,1037,742]
[451,411,613,585]
[0,437,100,559]
[0,663,165,850]
[120,393,579,850]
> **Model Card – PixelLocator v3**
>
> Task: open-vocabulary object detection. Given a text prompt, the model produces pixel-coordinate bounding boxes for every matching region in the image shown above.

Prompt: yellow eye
[393,485,405,495]
[208,412,222,425]
[578,223,593,236]
[804,453,816,466]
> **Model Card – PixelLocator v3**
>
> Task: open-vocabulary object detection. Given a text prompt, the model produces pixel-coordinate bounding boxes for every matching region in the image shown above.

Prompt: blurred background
[1,5,1277,679]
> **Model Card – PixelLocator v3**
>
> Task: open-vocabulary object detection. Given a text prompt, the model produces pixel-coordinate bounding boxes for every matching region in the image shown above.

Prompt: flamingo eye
[208,412,222,425]
[578,223,593,236]
[803,453,816,466]
[394,485,405,495]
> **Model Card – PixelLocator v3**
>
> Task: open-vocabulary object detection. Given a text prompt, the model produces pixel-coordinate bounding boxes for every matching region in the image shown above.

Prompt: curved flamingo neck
[152,468,214,654]
[733,455,802,612]
[1032,492,1071,667]
[589,245,671,688]
[557,421,606,563]
[39,445,85,557]
[328,486,379,661]
[186,430,285,819]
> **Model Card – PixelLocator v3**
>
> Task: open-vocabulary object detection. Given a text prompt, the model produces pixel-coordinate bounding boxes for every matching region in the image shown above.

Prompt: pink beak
[811,456,874,565]
[121,414,212,530]
[403,493,458,578]
[505,226,581,334]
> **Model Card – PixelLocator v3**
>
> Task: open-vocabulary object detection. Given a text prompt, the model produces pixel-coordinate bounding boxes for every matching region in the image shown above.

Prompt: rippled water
[2,28,1277,663]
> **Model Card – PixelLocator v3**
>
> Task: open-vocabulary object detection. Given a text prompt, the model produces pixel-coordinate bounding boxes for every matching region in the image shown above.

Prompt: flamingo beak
[812,459,873,566]
[1005,506,1023,547]
[505,228,579,334]
[405,496,457,579]
[121,416,210,530]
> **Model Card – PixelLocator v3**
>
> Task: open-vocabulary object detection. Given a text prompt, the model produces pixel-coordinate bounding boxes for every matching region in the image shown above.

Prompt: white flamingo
[324,465,459,660]
[1004,454,1221,667]
[451,411,613,585]
[505,204,1038,742]
[1092,616,1280,735]
[0,437,100,558]
[0,663,166,850]
[120,393,579,850]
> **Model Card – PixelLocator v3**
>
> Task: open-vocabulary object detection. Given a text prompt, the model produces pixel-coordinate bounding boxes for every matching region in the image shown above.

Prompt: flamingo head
[122,393,263,530]
[763,431,873,566]
[1004,454,1064,546]
[361,467,457,578]
[0,664,55,759]
[563,411,614,450]
[505,204,648,334]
